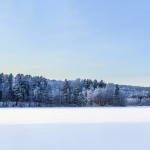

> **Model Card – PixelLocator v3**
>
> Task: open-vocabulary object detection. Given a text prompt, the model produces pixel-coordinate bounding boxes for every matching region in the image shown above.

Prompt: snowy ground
[0,107,150,150]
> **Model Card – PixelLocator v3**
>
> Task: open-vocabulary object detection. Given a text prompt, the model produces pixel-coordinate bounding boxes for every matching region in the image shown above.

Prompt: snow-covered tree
[0,72,148,107]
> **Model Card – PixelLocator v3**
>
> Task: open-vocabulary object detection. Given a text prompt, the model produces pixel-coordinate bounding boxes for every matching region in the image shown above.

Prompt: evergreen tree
[8,74,13,101]
[71,85,80,106]
[0,73,4,101]
[93,79,98,89]
[13,74,23,106]
[98,80,106,88]
[62,79,70,106]
[114,84,120,106]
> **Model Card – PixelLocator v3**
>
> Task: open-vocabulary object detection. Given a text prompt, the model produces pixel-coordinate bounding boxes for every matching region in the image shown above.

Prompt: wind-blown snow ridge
[0,107,150,124]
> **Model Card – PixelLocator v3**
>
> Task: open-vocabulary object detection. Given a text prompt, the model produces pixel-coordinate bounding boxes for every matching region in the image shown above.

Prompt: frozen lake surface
[0,107,150,150]
[1,107,150,124]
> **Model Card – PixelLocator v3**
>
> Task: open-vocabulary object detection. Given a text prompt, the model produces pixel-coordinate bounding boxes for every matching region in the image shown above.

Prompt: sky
[0,0,150,86]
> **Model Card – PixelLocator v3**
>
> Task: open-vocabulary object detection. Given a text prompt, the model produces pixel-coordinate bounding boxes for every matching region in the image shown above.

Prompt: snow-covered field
[0,107,150,150]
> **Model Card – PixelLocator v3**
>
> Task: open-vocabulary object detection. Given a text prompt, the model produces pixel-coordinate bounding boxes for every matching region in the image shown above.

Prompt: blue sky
[0,0,150,86]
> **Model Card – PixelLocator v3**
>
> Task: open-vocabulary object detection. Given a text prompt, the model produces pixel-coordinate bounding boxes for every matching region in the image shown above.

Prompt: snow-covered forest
[0,73,150,107]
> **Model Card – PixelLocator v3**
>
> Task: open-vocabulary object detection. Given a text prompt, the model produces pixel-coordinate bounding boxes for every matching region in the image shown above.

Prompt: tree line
[0,73,129,107]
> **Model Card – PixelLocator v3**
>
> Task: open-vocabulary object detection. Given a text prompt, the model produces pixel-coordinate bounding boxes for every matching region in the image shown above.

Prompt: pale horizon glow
[0,1,150,86]
[0,108,150,124]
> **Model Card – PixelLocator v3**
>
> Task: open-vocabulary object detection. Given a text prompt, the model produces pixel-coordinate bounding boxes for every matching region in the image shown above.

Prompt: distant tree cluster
[120,85,150,106]
[0,73,149,107]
